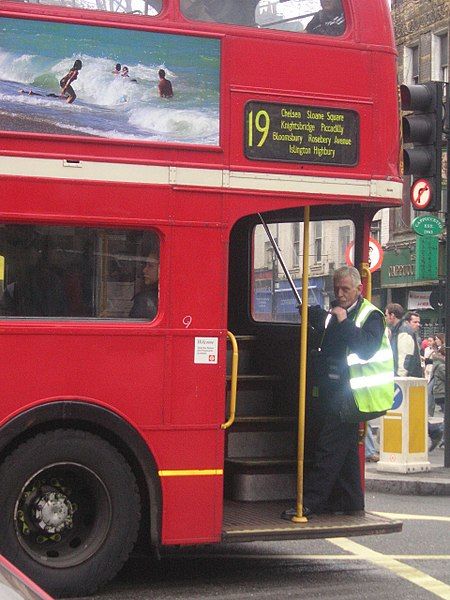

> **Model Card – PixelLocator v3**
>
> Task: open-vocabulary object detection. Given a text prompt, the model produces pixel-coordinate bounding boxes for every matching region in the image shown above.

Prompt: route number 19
[247,109,270,148]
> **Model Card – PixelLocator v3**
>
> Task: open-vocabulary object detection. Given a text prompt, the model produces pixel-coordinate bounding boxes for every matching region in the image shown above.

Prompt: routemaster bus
[0,0,403,596]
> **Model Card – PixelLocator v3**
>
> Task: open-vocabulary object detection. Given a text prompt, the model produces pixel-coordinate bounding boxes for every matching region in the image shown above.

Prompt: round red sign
[345,237,384,273]
[410,178,432,209]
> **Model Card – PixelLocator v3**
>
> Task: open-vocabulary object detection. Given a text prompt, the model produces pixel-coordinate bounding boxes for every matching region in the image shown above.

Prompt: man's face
[143,254,159,285]
[321,0,341,14]
[333,275,362,309]
[384,310,395,326]
[408,315,421,331]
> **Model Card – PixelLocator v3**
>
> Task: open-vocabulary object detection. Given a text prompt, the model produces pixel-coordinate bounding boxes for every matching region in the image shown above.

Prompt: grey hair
[333,265,361,286]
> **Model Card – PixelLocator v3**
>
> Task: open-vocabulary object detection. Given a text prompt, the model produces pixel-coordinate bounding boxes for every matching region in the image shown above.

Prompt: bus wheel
[0,429,141,597]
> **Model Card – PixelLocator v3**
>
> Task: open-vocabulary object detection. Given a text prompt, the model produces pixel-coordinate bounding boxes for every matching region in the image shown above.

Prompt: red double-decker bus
[0,0,403,596]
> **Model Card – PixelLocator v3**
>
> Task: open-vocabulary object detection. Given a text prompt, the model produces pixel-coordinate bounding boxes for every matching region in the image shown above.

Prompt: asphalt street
[74,490,450,600]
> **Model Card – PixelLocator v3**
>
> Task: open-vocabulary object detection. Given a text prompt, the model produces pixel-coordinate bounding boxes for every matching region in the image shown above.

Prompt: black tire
[0,429,141,597]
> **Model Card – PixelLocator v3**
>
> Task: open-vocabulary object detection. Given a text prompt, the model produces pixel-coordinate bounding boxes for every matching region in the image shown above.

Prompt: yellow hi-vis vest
[346,299,394,414]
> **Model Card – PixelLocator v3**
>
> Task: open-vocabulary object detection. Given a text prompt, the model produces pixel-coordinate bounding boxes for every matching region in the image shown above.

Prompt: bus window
[6,0,163,16]
[252,219,354,323]
[0,225,160,320]
[180,0,346,35]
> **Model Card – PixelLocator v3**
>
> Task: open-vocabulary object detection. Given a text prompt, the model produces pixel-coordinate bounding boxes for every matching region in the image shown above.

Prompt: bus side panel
[167,223,226,331]
[168,334,225,425]
[148,429,224,544]
[159,474,223,544]
[225,36,399,183]
[0,327,166,427]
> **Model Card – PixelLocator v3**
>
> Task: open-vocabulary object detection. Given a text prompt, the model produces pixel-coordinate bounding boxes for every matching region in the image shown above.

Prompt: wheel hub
[34,491,74,533]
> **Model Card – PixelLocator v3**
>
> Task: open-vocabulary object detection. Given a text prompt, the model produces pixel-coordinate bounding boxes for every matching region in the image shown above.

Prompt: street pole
[445,82,449,468]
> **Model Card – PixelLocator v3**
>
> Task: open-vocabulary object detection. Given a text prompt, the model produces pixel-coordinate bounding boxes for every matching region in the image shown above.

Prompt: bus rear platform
[222,500,402,543]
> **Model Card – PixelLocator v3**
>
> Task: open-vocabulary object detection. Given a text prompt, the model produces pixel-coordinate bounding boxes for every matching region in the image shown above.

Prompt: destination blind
[244,101,359,166]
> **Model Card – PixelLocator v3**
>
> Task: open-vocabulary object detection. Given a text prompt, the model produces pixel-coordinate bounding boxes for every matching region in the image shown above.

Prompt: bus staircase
[221,334,402,542]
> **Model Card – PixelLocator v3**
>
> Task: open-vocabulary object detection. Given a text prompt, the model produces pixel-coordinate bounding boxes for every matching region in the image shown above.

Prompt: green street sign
[416,235,439,280]
[411,215,444,236]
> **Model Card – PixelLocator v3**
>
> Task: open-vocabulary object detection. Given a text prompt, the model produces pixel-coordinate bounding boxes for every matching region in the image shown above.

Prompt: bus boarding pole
[292,206,310,523]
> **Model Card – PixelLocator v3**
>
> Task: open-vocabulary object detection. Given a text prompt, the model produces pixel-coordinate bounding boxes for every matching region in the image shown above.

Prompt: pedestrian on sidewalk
[385,303,423,378]
[429,421,443,452]
[431,345,446,415]
[365,422,379,462]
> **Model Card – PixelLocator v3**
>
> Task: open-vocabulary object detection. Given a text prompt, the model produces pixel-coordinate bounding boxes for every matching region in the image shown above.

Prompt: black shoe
[281,506,312,520]
[429,432,443,452]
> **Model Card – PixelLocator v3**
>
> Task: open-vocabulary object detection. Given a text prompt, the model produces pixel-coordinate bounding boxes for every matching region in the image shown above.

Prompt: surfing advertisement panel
[0,17,220,145]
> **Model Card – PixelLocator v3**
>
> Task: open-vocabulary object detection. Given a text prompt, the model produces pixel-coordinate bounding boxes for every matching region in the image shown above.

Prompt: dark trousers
[304,407,364,514]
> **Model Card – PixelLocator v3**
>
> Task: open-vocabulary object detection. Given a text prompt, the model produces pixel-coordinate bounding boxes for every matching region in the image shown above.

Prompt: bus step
[227,335,257,374]
[226,429,296,459]
[224,458,297,502]
[226,374,282,385]
[226,388,276,417]
[232,416,296,429]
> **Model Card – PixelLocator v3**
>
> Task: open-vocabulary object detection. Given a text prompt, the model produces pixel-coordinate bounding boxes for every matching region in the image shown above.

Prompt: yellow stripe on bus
[158,469,223,477]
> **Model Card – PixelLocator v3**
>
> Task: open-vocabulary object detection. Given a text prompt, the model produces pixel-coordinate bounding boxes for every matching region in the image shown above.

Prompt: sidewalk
[365,448,450,496]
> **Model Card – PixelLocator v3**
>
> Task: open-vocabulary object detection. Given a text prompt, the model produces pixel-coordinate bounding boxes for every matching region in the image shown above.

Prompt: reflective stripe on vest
[347,299,394,413]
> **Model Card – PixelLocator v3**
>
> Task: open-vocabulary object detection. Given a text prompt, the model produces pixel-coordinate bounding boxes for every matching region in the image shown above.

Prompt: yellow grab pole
[222,331,238,430]
[292,206,310,523]
[360,262,372,301]
[360,263,372,443]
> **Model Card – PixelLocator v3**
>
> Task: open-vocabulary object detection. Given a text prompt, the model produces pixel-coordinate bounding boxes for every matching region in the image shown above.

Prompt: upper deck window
[5,0,163,16]
[180,0,346,36]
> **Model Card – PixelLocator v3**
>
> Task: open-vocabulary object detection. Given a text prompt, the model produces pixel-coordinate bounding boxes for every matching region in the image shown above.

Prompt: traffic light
[400,81,443,212]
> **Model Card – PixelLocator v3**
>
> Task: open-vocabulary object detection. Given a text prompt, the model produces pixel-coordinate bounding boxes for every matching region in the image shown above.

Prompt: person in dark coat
[282,266,387,518]
[305,0,345,36]
[129,252,159,320]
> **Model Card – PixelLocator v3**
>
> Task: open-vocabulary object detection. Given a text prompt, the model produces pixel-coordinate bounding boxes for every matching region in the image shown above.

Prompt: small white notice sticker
[194,337,218,364]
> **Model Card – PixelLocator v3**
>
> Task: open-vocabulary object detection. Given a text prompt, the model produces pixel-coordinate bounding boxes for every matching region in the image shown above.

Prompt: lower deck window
[0,225,160,320]
[252,219,354,323]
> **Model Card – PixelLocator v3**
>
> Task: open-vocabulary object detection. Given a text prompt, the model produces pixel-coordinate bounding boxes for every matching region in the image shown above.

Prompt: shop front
[380,242,444,335]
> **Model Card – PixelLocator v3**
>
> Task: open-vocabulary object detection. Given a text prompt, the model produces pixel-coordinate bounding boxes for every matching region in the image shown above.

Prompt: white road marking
[373,512,450,522]
[329,537,450,599]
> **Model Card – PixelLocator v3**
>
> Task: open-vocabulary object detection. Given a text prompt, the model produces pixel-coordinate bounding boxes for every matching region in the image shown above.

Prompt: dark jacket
[305,9,345,36]
[308,296,385,418]
[129,284,158,320]
[431,356,445,399]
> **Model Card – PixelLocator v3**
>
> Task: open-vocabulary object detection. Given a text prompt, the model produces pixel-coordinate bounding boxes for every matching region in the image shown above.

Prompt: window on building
[292,223,300,268]
[371,220,381,243]
[0,225,160,320]
[181,0,346,36]
[432,32,448,83]
[440,33,448,82]
[264,240,274,269]
[412,45,419,83]
[8,0,162,16]
[404,44,419,84]
[338,225,351,265]
[313,221,322,263]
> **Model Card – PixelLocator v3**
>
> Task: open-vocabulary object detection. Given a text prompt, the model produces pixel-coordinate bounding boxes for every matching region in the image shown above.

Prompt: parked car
[0,555,53,600]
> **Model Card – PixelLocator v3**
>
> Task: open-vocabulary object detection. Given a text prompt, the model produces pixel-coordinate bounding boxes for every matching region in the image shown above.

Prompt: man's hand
[330,306,347,322]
